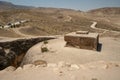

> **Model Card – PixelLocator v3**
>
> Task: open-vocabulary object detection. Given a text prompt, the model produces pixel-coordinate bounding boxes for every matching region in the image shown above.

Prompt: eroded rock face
[0,47,5,56]
[0,37,55,70]
[0,48,17,70]
[0,56,10,70]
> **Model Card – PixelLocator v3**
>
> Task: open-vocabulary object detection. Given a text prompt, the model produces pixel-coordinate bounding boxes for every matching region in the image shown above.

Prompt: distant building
[4,25,10,28]
[20,20,28,23]
[0,25,3,29]
[2,20,29,29]
[14,22,21,26]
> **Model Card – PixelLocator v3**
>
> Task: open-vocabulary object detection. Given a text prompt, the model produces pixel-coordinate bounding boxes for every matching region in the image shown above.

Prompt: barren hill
[0,2,120,38]
[0,1,33,11]
[0,2,120,80]
[0,8,93,37]
[86,7,120,27]
[88,7,120,15]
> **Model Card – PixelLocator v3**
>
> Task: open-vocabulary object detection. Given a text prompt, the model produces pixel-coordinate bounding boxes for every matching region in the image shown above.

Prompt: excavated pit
[0,37,55,70]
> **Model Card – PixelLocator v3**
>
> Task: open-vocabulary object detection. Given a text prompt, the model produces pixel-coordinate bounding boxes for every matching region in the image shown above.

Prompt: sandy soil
[22,37,120,64]
[0,36,119,80]
[0,61,120,80]
[0,21,120,80]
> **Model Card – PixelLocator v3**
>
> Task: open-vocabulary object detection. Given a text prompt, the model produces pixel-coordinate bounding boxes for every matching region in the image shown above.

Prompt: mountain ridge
[0,1,120,14]
[0,1,34,10]
[88,7,120,15]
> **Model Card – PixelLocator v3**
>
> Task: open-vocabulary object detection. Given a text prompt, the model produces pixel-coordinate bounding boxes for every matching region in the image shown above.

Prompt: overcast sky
[1,0,120,11]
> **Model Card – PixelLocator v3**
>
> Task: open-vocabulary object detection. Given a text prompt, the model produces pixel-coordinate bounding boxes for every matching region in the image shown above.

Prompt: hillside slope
[0,1,33,11]
[88,7,120,15]
[87,7,120,27]
[0,8,94,37]
[0,2,120,37]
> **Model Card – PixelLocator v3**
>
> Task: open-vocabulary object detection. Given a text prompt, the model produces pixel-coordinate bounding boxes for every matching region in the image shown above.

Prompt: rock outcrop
[0,37,55,70]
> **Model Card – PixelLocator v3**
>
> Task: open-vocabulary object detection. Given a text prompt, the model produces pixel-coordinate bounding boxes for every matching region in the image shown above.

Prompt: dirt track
[12,26,32,37]
[90,22,120,34]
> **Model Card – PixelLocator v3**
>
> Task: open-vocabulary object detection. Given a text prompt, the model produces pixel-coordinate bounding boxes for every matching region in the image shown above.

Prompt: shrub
[41,47,49,53]
[43,40,48,44]
[91,78,98,80]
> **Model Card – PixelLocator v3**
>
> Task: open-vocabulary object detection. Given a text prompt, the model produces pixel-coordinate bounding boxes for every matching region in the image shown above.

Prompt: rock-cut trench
[0,37,55,70]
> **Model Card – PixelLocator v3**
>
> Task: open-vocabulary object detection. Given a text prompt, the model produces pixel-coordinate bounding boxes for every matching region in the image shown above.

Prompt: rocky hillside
[0,1,120,37]
[0,1,33,11]
[0,8,93,37]
[88,7,120,15]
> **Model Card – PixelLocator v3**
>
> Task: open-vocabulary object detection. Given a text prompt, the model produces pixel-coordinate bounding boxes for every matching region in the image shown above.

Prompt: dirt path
[90,22,97,29]
[12,26,32,37]
[90,22,109,34]
[90,22,120,34]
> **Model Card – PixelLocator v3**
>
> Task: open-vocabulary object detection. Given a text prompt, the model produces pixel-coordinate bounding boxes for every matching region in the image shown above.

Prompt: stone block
[76,31,89,34]
[64,31,99,51]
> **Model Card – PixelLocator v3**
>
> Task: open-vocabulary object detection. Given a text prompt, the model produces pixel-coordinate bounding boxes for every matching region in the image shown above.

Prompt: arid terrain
[0,1,120,80]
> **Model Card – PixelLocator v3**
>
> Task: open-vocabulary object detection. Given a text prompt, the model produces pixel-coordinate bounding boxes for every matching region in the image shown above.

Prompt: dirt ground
[0,36,120,80]
[0,21,120,80]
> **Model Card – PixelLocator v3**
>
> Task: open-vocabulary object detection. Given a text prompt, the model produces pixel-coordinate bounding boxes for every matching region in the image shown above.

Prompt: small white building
[4,25,10,28]
[0,25,3,29]
[14,22,20,26]
[20,20,27,23]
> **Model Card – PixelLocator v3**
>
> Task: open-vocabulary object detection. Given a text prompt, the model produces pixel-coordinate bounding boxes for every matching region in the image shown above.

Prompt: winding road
[90,22,108,33]
[90,21,119,34]
[90,22,97,29]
